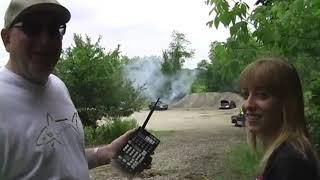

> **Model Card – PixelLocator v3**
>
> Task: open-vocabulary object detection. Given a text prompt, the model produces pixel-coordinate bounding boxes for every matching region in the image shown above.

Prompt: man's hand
[108,128,137,157]
[86,128,136,169]
[98,128,137,162]
[87,128,153,172]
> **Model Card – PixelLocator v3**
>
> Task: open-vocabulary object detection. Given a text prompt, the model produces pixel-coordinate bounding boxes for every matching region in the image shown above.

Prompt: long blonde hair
[240,57,317,174]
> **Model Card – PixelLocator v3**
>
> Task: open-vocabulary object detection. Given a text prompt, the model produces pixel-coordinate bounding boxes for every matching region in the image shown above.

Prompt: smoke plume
[123,56,197,104]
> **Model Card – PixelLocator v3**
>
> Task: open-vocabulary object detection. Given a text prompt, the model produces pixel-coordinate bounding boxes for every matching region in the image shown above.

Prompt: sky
[0,0,256,69]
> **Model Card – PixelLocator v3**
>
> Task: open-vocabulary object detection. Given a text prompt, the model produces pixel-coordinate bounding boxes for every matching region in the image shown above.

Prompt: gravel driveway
[89,108,246,180]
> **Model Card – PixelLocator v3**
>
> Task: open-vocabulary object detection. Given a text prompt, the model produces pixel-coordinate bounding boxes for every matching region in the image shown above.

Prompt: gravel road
[89,108,247,180]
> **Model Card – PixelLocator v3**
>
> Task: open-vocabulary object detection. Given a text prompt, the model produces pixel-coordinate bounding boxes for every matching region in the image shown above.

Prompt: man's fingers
[119,128,137,140]
[125,128,137,135]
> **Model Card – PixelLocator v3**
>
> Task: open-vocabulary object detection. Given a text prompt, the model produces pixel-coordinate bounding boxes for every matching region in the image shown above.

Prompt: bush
[55,34,145,126]
[191,79,207,93]
[305,72,320,153]
[226,144,262,179]
[306,107,320,153]
[84,117,138,146]
[78,108,103,128]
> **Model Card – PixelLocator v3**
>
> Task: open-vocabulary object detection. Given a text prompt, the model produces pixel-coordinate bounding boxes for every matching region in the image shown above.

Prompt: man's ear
[1,28,10,52]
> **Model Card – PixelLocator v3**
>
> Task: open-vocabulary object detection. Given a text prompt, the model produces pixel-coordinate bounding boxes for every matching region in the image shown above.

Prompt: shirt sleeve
[265,156,318,180]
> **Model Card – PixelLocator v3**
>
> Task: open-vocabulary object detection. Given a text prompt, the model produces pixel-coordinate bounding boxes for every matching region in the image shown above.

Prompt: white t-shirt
[0,67,90,180]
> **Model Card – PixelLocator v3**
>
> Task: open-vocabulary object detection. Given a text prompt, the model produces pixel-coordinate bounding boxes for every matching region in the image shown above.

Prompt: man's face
[1,12,65,84]
[241,87,283,136]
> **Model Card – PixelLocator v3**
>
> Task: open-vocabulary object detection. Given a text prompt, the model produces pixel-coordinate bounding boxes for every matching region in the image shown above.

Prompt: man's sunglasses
[11,20,66,38]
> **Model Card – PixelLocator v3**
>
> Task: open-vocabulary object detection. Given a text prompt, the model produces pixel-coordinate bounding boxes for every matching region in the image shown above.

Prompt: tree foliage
[191,60,209,93]
[206,0,320,151]
[161,31,195,75]
[55,34,145,127]
[158,31,196,99]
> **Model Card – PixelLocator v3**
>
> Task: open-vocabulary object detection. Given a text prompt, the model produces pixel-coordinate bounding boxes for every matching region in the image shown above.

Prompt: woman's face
[241,86,283,136]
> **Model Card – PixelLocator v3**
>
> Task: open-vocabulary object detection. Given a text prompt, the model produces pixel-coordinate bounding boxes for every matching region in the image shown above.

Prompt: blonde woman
[240,57,320,180]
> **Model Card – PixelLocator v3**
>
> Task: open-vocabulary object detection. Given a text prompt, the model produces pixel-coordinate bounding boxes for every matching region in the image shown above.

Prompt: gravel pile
[170,92,243,109]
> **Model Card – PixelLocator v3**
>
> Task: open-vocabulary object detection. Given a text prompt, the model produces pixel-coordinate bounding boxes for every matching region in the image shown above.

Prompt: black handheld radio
[114,98,161,174]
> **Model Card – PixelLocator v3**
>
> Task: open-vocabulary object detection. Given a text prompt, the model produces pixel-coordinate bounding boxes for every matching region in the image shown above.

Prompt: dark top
[261,142,320,180]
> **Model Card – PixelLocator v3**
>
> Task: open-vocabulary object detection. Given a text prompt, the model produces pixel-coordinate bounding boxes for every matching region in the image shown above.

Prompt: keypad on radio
[115,129,160,173]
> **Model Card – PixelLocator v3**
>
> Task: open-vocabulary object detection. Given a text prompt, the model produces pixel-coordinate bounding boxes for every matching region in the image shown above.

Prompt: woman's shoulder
[274,142,307,160]
[270,142,318,167]
[263,142,320,180]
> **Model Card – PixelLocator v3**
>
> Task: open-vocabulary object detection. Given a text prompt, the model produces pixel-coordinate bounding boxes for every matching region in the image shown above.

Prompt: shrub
[305,72,320,153]
[226,144,262,179]
[56,34,145,127]
[84,117,138,146]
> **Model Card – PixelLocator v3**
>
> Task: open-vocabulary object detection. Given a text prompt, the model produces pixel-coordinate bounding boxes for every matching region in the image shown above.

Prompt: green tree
[158,31,195,99]
[206,0,320,151]
[191,60,209,93]
[55,34,145,127]
[161,31,195,75]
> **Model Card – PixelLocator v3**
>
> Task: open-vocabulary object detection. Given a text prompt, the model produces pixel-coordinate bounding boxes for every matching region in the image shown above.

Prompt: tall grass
[226,143,262,179]
[84,117,138,146]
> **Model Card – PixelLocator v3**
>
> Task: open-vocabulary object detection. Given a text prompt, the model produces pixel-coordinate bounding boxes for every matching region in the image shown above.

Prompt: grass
[84,117,175,147]
[149,130,176,138]
[225,143,262,179]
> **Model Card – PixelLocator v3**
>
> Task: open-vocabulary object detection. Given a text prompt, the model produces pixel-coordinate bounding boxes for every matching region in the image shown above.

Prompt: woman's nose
[243,95,256,111]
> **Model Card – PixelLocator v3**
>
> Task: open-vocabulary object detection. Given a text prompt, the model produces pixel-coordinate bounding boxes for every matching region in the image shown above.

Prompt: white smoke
[123,56,197,104]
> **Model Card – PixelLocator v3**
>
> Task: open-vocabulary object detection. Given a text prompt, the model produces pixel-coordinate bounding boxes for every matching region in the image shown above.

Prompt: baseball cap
[4,0,71,28]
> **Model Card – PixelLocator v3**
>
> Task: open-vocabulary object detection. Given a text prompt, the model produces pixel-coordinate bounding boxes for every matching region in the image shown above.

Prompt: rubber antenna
[142,98,160,129]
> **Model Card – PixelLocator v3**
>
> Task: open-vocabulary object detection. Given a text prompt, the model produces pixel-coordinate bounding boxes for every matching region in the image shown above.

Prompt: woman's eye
[256,92,269,99]
[241,92,249,100]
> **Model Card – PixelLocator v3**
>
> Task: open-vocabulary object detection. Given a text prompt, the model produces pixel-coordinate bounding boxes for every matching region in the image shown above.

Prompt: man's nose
[37,29,51,44]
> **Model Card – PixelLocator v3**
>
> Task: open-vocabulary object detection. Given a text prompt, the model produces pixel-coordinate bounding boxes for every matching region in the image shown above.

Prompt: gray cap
[4,0,71,28]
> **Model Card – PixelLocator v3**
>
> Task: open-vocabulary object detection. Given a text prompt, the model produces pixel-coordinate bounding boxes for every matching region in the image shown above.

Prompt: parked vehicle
[219,100,236,109]
[231,108,246,127]
[231,114,245,127]
[149,101,168,110]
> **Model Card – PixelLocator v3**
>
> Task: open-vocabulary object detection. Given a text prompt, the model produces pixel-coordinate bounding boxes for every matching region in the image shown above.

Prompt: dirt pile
[170,92,243,109]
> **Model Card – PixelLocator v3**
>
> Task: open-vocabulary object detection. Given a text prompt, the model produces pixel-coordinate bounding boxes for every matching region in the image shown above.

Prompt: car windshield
[221,100,229,105]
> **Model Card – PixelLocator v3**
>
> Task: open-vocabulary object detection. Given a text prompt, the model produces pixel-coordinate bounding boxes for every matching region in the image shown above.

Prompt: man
[0,0,142,179]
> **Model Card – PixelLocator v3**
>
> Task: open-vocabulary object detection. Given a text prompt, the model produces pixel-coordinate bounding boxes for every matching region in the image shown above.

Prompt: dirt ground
[89,108,247,180]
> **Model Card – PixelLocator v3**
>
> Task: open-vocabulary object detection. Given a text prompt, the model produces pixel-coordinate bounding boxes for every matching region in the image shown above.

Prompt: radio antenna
[142,98,160,129]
